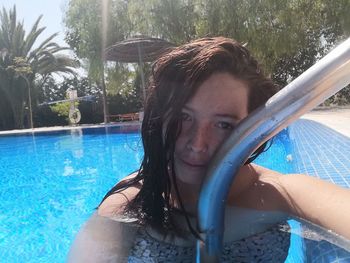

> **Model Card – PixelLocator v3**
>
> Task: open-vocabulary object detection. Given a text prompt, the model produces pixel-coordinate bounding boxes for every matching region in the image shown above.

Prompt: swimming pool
[0,120,349,262]
[0,125,143,262]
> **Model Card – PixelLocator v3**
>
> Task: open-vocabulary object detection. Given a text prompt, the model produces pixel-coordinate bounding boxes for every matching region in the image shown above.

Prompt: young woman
[70,37,350,262]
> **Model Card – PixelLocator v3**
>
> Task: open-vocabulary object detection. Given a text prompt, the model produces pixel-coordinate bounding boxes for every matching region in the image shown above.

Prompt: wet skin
[173,72,249,205]
[98,70,350,240]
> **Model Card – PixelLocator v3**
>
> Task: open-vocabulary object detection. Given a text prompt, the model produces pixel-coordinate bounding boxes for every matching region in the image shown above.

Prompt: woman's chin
[175,171,205,187]
[173,160,207,187]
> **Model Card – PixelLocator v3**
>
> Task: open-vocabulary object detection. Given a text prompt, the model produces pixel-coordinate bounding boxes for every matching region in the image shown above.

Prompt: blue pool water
[0,125,143,262]
[0,121,349,262]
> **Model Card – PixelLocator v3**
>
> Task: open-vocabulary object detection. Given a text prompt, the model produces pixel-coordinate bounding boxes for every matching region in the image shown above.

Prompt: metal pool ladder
[196,37,350,262]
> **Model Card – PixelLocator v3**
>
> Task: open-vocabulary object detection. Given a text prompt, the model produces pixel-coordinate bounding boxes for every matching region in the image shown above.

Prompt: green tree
[0,6,77,129]
[121,0,350,84]
[127,0,197,44]
[63,0,350,111]
[64,0,131,123]
[193,0,350,82]
[35,76,102,126]
[50,99,79,122]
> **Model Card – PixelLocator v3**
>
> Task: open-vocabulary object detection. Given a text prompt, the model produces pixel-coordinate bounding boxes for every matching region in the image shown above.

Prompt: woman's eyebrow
[215,113,242,121]
[183,105,242,121]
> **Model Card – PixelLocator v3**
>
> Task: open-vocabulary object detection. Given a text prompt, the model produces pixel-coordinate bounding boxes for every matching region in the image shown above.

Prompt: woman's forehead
[184,73,249,117]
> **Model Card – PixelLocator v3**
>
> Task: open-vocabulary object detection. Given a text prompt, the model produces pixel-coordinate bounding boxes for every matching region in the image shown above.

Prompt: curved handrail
[196,37,350,262]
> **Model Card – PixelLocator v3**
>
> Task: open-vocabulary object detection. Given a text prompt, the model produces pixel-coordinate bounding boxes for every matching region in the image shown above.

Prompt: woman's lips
[180,158,207,168]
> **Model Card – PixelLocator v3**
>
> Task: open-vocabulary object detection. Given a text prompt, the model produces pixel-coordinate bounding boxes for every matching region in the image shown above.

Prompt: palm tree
[0,6,77,129]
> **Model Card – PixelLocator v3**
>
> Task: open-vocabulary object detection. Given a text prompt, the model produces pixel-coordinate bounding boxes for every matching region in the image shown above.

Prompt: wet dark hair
[100,37,278,234]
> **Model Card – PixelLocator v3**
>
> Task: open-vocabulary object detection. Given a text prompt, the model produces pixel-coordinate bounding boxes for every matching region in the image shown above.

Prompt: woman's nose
[187,125,209,153]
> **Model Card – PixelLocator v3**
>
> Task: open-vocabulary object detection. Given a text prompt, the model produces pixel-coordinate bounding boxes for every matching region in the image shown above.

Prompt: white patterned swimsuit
[128,223,290,262]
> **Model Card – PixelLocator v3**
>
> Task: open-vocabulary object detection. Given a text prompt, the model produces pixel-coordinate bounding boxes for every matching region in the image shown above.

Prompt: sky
[1,0,68,47]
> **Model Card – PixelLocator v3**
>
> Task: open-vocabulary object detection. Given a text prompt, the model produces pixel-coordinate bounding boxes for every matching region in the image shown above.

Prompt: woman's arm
[68,174,141,262]
[278,172,350,239]
[68,212,139,263]
[230,164,350,239]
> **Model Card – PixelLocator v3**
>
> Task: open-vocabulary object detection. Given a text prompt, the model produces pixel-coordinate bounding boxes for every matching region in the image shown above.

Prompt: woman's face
[173,72,249,187]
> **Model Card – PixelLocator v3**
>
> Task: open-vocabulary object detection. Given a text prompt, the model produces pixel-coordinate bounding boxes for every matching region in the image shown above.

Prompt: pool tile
[289,119,350,188]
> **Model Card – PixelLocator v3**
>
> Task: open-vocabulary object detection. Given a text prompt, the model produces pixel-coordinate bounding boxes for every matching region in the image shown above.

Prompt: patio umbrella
[105,36,175,63]
[105,36,175,101]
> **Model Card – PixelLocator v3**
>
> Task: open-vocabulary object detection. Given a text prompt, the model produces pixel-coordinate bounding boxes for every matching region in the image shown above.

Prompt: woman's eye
[181,112,191,121]
[216,121,235,130]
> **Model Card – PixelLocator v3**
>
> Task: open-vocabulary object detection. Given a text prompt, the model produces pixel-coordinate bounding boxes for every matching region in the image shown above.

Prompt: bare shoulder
[98,173,141,218]
[228,164,282,199]
[228,163,288,211]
